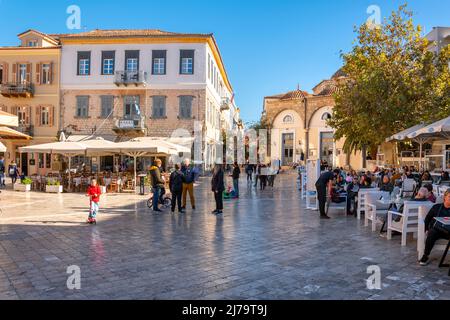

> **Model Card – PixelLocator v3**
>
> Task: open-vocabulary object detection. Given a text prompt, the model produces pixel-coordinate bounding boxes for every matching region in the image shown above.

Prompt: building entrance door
[282,133,294,166]
[320,132,334,167]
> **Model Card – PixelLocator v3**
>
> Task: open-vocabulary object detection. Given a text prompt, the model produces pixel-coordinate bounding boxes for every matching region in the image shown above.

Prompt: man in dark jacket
[211,164,225,214]
[181,159,196,210]
[149,159,165,212]
[419,189,450,266]
[231,162,241,198]
[170,164,185,213]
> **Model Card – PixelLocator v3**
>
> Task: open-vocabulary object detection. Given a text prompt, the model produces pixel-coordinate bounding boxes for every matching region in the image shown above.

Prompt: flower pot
[14,183,31,192]
[46,185,63,193]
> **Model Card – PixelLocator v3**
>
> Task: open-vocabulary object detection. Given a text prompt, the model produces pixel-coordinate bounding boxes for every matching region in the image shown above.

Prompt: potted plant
[14,177,32,192]
[45,179,63,193]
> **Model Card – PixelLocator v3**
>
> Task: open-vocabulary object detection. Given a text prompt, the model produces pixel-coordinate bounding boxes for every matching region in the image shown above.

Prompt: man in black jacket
[149,159,165,212]
[315,169,340,219]
[170,164,185,213]
[419,189,450,266]
[231,162,241,198]
[211,164,225,214]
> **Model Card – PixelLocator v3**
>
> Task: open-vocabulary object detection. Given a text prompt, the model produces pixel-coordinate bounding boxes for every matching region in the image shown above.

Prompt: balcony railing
[220,97,231,111]
[16,124,34,136]
[113,116,146,136]
[0,82,34,97]
[114,71,148,86]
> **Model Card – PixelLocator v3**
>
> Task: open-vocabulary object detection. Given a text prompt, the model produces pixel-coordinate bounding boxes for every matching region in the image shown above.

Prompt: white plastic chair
[401,178,417,198]
[365,191,391,232]
[417,205,450,261]
[357,188,380,220]
[387,201,434,246]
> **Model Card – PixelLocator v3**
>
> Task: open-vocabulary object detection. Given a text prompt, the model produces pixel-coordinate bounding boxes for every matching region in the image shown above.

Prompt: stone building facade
[262,71,364,169]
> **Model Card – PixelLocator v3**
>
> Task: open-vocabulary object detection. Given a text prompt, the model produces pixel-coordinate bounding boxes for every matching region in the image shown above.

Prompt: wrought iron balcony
[114,71,148,86]
[16,124,34,136]
[220,97,231,111]
[113,116,146,136]
[0,82,34,98]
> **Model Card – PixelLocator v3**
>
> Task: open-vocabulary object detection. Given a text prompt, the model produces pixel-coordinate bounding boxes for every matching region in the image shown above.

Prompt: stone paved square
[0,172,449,300]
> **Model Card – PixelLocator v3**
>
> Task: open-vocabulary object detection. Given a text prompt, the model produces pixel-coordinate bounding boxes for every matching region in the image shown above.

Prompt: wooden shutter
[2,63,8,83]
[49,62,53,84]
[25,106,31,125]
[26,63,32,84]
[36,63,41,84]
[36,106,41,127]
[12,63,17,83]
[49,106,54,126]
[11,106,17,116]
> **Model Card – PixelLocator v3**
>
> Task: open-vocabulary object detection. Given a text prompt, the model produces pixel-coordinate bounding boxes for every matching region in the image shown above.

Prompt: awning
[386,123,426,142]
[19,141,87,154]
[407,116,450,140]
[0,142,6,152]
[0,126,32,140]
[0,111,18,127]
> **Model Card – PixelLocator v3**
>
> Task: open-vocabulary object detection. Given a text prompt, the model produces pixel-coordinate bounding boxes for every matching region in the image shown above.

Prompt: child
[86,179,101,224]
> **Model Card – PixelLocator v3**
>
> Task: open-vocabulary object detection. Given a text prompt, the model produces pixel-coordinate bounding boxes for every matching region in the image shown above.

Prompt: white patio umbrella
[19,141,87,192]
[386,123,429,170]
[407,117,450,170]
[106,138,181,188]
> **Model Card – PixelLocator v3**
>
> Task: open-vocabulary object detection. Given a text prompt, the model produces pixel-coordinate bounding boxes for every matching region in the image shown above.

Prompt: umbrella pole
[68,156,72,193]
[419,141,423,172]
[134,155,137,190]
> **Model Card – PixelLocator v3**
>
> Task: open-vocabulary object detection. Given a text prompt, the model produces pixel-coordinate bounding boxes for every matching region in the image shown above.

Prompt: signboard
[306,159,321,192]
[118,120,135,129]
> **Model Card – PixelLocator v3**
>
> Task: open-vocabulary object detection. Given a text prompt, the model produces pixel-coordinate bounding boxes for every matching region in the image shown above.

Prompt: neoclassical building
[262,71,364,169]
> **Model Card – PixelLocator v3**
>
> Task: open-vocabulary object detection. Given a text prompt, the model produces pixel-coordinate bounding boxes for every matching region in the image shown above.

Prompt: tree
[329,4,450,157]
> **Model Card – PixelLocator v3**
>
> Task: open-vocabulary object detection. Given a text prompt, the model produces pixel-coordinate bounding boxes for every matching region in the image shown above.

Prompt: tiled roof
[52,29,212,39]
[331,68,347,79]
[315,82,338,96]
[281,89,309,100]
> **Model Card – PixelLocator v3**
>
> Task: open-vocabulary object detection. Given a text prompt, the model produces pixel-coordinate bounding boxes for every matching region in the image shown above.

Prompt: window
[42,63,51,84]
[76,96,89,118]
[179,96,193,119]
[152,96,166,118]
[38,153,44,169]
[152,50,166,75]
[101,51,115,75]
[41,106,50,126]
[321,112,332,121]
[100,95,114,118]
[0,64,3,84]
[283,115,294,123]
[19,64,27,83]
[28,40,38,47]
[45,153,51,169]
[208,54,211,80]
[125,50,139,72]
[17,107,27,125]
[77,51,91,75]
[124,96,140,118]
[180,50,194,74]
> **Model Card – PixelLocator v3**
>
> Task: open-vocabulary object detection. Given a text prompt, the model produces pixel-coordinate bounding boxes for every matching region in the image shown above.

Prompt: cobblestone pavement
[0,172,449,300]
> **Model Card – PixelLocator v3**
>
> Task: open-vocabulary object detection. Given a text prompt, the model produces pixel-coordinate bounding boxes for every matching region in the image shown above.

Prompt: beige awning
[0,111,18,127]
[19,141,87,154]
[0,141,6,152]
[0,126,32,140]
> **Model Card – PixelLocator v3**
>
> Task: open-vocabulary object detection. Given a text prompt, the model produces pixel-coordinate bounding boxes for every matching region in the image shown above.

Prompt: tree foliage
[328,4,450,154]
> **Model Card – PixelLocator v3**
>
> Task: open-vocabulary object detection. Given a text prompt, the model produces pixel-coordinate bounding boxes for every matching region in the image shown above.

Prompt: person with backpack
[169,164,185,214]
[181,158,196,210]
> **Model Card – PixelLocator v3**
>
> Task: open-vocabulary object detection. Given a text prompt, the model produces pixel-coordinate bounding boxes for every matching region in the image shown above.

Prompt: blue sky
[0,0,448,123]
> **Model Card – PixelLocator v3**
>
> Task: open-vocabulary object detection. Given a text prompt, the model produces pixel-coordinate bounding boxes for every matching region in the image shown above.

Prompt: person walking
[211,164,225,215]
[0,156,5,189]
[8,161,19,185]
[315,169,340,219]
[169,164,185,214]
[245,161,253,183]
[181,159,196,210]
[231,162,241,198]
[149,159,165,212]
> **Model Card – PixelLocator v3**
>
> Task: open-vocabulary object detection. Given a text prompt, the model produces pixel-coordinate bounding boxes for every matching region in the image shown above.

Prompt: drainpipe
[304,98,309,161]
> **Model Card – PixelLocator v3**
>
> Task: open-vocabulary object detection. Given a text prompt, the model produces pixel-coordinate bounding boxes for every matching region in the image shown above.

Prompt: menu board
[306,159,321,192]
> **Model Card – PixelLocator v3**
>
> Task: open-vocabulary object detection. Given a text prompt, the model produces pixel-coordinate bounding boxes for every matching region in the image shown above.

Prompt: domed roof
[331,68,347,79]
[281,88,308,100]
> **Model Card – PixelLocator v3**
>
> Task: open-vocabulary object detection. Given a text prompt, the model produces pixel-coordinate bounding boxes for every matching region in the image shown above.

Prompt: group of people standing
[244,161,280,191]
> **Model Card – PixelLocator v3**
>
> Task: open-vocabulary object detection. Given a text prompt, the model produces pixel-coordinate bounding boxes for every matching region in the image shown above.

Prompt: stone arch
[308,106,333,129]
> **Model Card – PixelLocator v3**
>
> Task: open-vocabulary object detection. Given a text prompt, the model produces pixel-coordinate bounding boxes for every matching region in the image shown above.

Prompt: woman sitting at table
[346,176,361,216]
[438,171,450,185]
[424,183,436,203]
[380,175,394,193]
